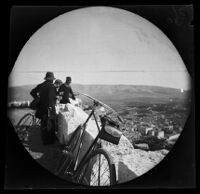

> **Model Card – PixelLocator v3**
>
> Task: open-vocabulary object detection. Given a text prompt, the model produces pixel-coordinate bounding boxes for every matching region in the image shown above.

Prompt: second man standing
[59,76,76,104]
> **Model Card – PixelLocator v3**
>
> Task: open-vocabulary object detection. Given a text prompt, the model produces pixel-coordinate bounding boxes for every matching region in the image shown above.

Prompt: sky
[9,6,191,90]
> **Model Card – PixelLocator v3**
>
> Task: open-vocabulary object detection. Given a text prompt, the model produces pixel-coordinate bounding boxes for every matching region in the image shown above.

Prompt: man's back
[59,83,75,104]
[29,71,57,145]
[39,81,56,107]
[30,80,57,117]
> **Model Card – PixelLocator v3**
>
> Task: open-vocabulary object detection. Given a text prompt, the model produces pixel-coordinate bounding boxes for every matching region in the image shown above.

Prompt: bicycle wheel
[54,125,82,178]
[67,124,83,152]
[35,117,41,128]
[15,113,35,142]
[54,150,75,181]
[76,148,116,186]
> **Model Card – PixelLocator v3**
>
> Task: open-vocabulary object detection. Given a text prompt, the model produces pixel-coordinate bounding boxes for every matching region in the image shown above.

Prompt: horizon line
[8,83,192,91]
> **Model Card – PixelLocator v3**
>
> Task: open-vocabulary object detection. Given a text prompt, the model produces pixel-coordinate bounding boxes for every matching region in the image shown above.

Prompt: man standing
[59,76,76,104]
[54,79,63,93]
[54,79,63,104]
[30,72,57,145]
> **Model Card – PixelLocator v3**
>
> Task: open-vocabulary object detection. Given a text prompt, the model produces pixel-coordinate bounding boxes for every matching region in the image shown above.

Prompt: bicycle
[54,100,123,186]
[15,107,59,144]
[15,111,40,142]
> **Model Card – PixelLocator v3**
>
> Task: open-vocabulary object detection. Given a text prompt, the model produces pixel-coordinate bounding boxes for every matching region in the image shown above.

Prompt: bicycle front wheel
[76,148,116,186]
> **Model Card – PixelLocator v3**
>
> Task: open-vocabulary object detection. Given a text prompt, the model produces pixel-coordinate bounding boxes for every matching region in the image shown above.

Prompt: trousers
[40,114,56,145]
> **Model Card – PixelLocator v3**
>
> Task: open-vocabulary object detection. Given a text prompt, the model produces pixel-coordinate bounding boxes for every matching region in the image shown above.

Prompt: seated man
[59,76,76,104]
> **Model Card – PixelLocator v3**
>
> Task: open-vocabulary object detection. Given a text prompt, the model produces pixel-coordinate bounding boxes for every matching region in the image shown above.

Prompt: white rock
[134,143,149,151]
[168,134,180,141]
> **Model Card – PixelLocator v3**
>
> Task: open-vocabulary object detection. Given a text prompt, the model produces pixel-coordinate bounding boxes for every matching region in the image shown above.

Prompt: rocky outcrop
[57,104,169,184]
[7,101,30,108]
[168,134,180,141]
[134,143,149,151]
[101,137,168,183]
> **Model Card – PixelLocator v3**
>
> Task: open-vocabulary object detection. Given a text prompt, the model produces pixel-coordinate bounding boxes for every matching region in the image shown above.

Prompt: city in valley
[118,102,190,151]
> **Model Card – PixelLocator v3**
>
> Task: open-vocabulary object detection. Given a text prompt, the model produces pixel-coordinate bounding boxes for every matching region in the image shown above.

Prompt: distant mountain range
[7,84,191,110]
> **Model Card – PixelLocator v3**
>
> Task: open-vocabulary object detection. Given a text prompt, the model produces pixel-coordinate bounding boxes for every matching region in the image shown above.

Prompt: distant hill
[7,85,35,102]
[7,84,191,110]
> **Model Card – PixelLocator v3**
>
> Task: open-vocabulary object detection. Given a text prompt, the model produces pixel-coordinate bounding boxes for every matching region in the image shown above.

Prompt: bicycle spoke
[91,160,101,179]
[98,166,110,185]
[91,177,99,186]
[92,174,110,186]
[98,154,101,185]
[29,118,34,126]
[91,163,109,182]
[78,168,87,183]
[99,166,109,178]
[89,154,111,186]
[102,177,110,186]
[22,115,32,126]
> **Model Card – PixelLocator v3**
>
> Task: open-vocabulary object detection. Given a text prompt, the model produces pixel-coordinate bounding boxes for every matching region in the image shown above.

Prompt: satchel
[30,97,40,110]
[99,125,122,145]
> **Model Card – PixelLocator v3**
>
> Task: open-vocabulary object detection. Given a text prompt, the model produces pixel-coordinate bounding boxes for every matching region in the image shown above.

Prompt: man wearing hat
[54,79,63,104]
[30,71,57,145]
[54,79,63,92]
[58,76,76,104]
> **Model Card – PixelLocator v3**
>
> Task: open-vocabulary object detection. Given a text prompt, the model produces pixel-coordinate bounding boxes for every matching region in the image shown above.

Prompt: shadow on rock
[27,126,46,152]
[118,161,138,184]
[36,145,62,174]
[24,126,63,174]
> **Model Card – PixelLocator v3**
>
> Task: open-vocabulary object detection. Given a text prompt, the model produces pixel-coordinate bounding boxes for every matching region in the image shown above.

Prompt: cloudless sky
[9,6,191,90]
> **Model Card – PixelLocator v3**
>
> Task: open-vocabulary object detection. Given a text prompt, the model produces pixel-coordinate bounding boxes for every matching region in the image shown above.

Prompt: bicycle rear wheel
[54,125,82,178]
[54,150,75,181]
[76,148,116,186]
[15,113,35,142]
[67,125,83,152]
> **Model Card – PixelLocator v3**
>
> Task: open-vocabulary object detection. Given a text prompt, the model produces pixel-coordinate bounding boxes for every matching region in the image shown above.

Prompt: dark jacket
[30,80,57,119]
[58,83,75,104]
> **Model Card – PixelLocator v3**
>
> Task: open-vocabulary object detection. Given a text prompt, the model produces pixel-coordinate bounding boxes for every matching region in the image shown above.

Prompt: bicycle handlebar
[75,91,124,123]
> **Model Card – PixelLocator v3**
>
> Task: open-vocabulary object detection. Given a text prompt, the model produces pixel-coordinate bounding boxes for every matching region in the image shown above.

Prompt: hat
[44,72,56,80]
[54,79,63,85]
[66,76,72,82]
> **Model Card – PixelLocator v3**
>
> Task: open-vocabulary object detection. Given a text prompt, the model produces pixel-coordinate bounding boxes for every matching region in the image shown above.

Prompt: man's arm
[30,86,39,99]
[58,85,63,94]
[70,87,76,100]
[58,85,64,101]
